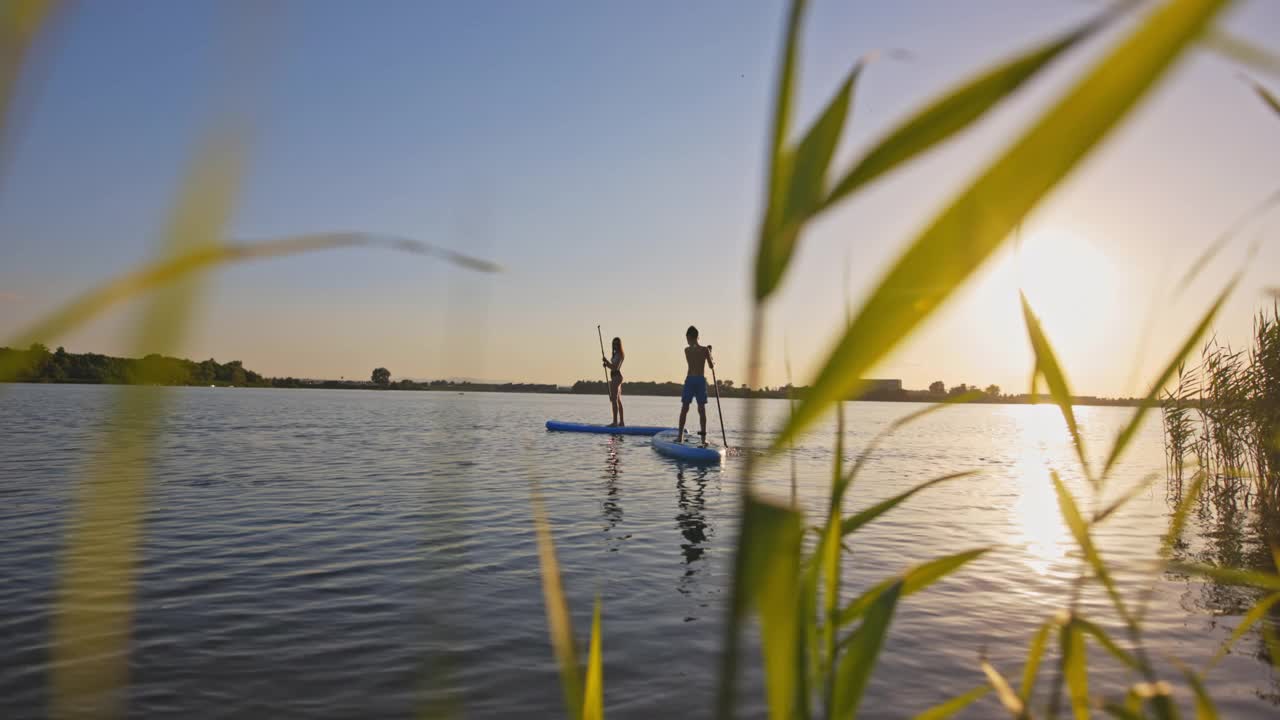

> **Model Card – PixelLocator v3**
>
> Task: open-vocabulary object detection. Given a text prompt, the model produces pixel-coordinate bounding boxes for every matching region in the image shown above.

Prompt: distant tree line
[0,344,266,386]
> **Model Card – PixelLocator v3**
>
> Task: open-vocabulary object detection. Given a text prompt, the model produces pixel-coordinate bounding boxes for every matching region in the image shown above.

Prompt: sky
[1,0,1278,397]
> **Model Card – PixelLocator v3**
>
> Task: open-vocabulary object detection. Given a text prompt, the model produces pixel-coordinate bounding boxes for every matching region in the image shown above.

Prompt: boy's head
[686,325,699,346]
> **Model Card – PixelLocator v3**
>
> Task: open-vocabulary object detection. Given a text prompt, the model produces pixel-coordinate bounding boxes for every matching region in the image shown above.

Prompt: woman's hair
[612,337,623,355]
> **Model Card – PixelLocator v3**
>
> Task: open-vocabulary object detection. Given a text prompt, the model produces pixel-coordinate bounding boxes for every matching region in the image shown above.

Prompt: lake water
[1,384,1276,718]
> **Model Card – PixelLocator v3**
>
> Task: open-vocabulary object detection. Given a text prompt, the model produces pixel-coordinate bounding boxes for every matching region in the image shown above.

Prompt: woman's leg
[609,380,620,425]
[616,382,624,426]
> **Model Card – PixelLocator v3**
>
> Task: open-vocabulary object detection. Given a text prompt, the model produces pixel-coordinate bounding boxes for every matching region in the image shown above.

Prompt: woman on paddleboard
[603,337,625,427]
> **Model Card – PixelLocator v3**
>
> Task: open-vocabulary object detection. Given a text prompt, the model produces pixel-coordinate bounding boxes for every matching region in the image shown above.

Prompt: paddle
[596,325,610,389]
[707,345,729,448]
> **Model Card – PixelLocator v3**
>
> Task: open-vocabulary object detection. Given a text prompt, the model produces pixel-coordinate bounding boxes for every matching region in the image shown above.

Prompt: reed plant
[3,1,1280,718]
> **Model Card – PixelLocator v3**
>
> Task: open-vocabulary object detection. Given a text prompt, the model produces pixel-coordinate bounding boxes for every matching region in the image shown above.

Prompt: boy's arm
[705,345,714,369]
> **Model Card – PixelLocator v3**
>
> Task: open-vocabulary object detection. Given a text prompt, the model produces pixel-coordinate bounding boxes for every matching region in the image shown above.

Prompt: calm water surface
[1,385,1276,717]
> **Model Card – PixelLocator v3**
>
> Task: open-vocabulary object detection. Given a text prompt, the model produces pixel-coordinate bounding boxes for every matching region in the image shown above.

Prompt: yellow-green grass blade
[0,232,498,382]
[1162,469,1207,557]
[50,128,243,720]
[836,548,990,627]
[1053,472,1132,626]
[1174,662,1219,720]
[1019,619,1056,703]
[1247,76,1280,115]
[1201,29,1280,79]
[583,596,605,720]
[980,659,1025,717]
[532,488,584,720]
[741,496,806,720]
[913,685,991,720]
[840,471,975,536]
[1173,188,1279,296]
[757,60,867,300]
[1205,593,1280,668]
[822,403,846,702]
[1073,617,1141,671]
[842,390,985,497]
[1104,276,1238,476]
[1061,621,1090,720]
[0,0,59,162]
[774,0,1232,449]
[1168,563,1280,592]
[832,580,902,719]
[1093,473,1159,524]
[1022,294,1092,483]
[753,0,808,302]
[821,14,1108,213]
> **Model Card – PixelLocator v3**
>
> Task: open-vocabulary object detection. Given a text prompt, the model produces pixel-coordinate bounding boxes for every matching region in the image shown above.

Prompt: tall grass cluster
[1164,305,1280,519]
[3,1,1280,719]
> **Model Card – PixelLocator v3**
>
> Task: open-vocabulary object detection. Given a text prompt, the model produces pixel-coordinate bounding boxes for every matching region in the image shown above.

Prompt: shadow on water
[1168,482,1280,705]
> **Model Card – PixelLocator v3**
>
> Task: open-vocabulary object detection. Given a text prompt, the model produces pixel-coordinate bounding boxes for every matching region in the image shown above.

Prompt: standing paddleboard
[651,429,725,464]
[546,420,674,436]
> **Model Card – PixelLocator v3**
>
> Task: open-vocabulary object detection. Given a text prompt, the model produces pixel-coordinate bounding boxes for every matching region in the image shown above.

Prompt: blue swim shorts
[681,375,708,405]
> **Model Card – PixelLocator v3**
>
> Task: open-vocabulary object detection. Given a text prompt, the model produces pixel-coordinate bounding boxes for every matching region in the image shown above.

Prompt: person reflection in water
[676,467,711,597]
[602,436,626,551]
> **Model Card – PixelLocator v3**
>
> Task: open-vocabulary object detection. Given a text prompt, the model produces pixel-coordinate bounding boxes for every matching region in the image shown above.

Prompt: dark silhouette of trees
[985,384,1001,397]
[929,381,945,394]
[371,367,391,386]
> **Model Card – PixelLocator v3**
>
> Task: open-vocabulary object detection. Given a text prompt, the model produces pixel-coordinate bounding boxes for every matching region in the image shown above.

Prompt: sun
[1009,227,1121,358]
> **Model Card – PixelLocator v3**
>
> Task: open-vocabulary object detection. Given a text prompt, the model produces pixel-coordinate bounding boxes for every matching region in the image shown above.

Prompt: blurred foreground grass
[2,1,1279,718]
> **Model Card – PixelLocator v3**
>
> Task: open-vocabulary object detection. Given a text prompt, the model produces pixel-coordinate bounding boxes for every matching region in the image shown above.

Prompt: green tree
[985,384,1000,397]
[372,367,391,385]
[929,380,945,394]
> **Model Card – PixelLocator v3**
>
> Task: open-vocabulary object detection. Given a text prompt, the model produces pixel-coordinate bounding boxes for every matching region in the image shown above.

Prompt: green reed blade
[832,580,902,719]
[820,13,1108,213]
[836,548,990,627]
[1102,703,1144,720]
[773,0,1231,449]
[912,685,991,720]
[1207,592,1280,669]
[980,660,1025,717]
[1162,469,1207,557]
[1104,277,1238,475]
[532,488,584,720]
[753,0,808,303]
[1175,663,1219,720]
[1168,563,1280,591]
[1061,622,1090,720]
[584,596,604,720]
[1201,29,1280,79]
[1022,294,1092,483]
[1073,617,1141,671]
[840,471,976,536]
[1019,618,1056,703]
[1052,472,1132,626]
[0,232,498,382]
[1247,77,1280,115]
[821,404,846,706]
[0,0,59,169]
[1093,473,1159,524]
[734,495,805,720]
[1173,188,1280,296]
[51,125,244,720]
[757,60,867,300]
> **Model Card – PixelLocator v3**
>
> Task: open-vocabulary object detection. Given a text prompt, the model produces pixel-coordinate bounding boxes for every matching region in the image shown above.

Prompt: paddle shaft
[597,325,610,388]
[708,350,729,447]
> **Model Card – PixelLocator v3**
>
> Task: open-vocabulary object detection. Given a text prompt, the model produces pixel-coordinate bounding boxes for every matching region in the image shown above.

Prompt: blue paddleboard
[545,420,674,436]
[651,429,726,464]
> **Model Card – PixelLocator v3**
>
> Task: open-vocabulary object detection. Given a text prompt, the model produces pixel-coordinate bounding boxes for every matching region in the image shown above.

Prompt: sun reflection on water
[1007,404,1075,576]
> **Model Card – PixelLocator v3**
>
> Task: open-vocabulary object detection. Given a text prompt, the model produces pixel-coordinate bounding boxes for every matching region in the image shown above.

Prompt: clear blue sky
[2,1,1278,396]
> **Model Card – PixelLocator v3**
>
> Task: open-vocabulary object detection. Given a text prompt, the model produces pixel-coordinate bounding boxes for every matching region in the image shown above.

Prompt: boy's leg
[678,402,691,441]
[697,402,707,441]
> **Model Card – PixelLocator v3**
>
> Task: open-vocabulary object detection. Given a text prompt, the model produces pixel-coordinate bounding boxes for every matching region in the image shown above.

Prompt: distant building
[864,379,903,393]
